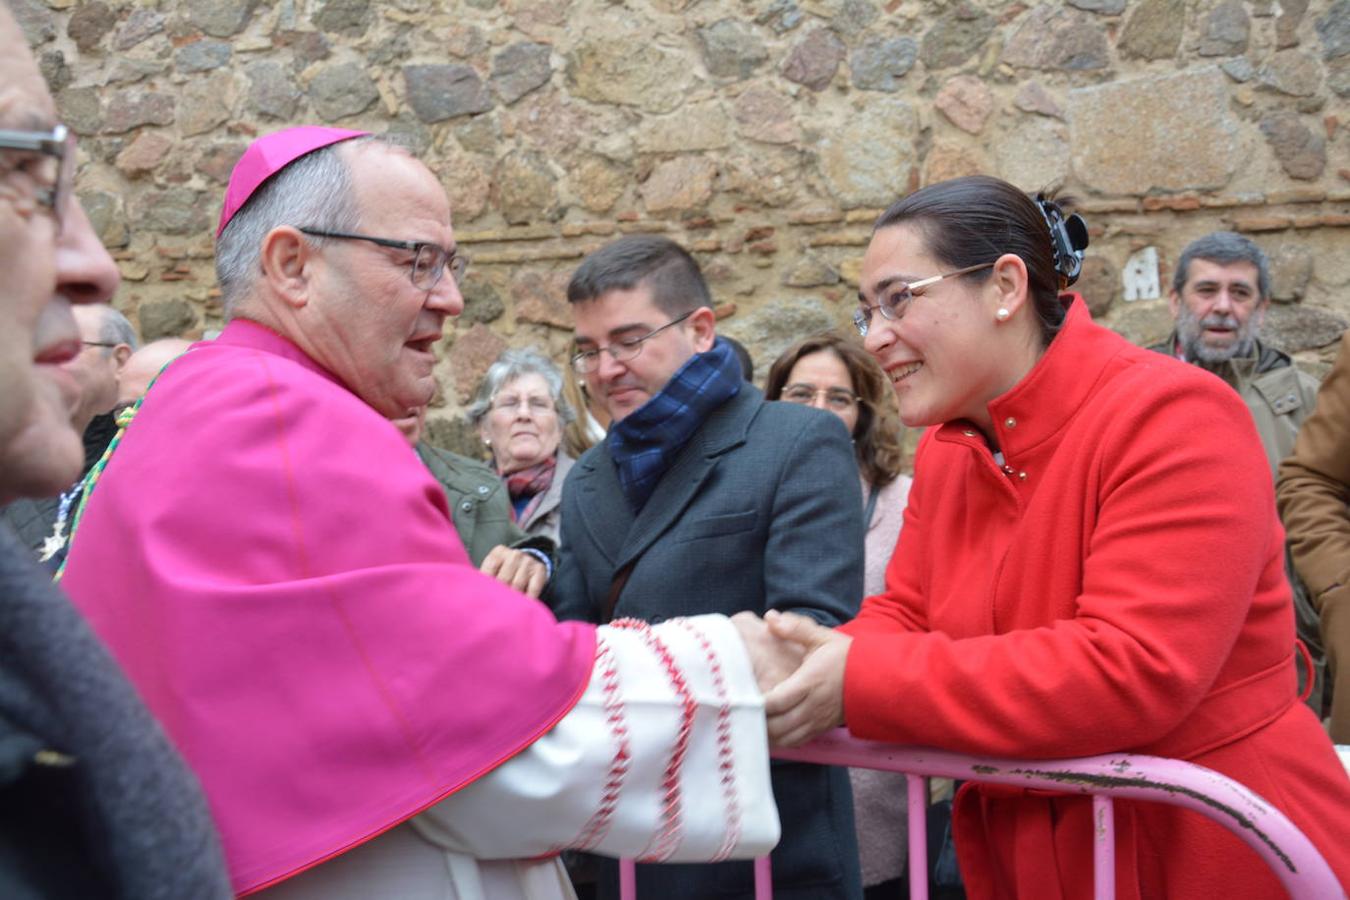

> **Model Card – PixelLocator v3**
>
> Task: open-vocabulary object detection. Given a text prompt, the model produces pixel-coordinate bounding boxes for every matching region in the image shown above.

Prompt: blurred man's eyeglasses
[0,123,74,231]
[297,227,468,292]
[854,261,994,337]
[571,311,694,375]
[780,384,860,412]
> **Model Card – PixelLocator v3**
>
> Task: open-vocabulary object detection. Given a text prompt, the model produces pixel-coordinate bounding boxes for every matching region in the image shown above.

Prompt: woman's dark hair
[873,175,1081,346]
[765,332,906,488]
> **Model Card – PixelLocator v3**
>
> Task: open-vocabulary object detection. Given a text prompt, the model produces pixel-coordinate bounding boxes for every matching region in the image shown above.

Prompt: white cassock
[257,615,779,900]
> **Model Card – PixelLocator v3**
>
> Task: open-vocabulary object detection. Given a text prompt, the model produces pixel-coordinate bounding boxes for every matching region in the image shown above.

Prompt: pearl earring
[996,307,1010,322]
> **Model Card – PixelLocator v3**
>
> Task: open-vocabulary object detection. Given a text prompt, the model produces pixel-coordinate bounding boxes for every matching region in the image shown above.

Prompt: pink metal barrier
[619,728,1343,900]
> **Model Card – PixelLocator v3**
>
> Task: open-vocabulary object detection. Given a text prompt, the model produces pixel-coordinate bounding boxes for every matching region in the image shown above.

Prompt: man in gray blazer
[552,235,865,900]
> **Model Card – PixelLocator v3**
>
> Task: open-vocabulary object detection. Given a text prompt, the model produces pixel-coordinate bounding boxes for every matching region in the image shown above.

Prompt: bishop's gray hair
[466,347,576,427]
[214,136,378,317]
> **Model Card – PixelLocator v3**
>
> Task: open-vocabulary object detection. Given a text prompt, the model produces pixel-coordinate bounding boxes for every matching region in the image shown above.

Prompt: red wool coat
[840,299,1350,899]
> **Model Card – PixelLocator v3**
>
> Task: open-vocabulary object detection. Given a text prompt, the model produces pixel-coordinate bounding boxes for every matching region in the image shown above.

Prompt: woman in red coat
[762,175,1350,898]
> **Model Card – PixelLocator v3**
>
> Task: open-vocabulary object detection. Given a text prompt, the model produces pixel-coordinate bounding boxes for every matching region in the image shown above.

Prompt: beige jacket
[1277,328,1350,742]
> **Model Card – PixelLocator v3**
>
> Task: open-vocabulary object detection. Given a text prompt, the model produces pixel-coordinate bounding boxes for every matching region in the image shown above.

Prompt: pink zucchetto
[216,126,369,237]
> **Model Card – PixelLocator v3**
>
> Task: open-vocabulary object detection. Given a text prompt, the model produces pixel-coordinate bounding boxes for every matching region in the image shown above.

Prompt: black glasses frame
[571,311,695,375]
[297,227,468,291]
[0,123,73,230]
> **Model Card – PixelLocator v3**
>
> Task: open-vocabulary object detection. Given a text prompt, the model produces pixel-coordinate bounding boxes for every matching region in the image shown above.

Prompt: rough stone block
[116,8,164,50]
[1316,1,1350,60]
[637,101,731,153]
[1197,0,1250,56]
[569,155,629,214]
[512,270,573,329]
[640,157,718,213]
[186,0,256,38]
[115,131,173,176]
[1258,50,1323,96]
[697,19,770,80]
[1265,304,1349,350]
[314,0,370,37]
[732,85,800,144]
[458,281,505,325]
[448,322,508,402]
[1069,68,1239,194]
[311,62,379,121]
[816,99,918,207]
[139,299,199,341]
[67,2,114,52]
[935,75,994,134]
[566,36,693,114]
[247,61,302,120]
[1261,112,1327,180]
[103,91,175,134]
[491,42,553,105]
[782,27,845,91]
[924,142,984,184]
[1266,243,1315,302]
[1119,0,1185,60]
[996,116,1069,191]
[1003,5,1109,70]
[493,151,560,225]
[404,64,492,123]
[1014,81,1064,118]
[176,40,232,74]
[920,3,996,70]
[850,36,918,92]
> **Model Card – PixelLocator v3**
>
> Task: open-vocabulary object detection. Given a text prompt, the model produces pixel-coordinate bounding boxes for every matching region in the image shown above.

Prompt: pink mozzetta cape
[62,320,597,895]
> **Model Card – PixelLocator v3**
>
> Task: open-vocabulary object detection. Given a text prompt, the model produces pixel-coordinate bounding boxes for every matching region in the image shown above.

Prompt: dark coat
[0,525,230,899]
[553,385,865,900]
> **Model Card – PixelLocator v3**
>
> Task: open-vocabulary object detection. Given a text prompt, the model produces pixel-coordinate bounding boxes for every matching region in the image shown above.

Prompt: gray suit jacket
[552,385,864,900]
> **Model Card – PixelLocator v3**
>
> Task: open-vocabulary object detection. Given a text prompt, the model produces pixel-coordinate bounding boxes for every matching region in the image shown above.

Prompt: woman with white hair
[467,347,575,544]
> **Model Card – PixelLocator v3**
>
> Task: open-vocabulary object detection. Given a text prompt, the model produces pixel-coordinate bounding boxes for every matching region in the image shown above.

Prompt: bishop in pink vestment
[59,127,780,898]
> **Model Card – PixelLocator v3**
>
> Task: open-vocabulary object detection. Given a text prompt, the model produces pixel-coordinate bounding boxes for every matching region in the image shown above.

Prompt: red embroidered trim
[673,618,741,861]
[568,637,632,853]
[612,617,697,862]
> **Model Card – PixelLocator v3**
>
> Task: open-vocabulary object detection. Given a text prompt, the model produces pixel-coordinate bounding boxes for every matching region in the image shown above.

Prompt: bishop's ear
[259,226,314,309]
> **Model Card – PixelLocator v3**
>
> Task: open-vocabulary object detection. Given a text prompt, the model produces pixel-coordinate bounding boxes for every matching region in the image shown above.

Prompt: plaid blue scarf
[608,338,742,511]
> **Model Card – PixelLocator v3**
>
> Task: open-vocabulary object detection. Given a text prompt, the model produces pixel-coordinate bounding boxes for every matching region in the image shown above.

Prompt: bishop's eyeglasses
[0,123,74,230]
[297,228,469,292]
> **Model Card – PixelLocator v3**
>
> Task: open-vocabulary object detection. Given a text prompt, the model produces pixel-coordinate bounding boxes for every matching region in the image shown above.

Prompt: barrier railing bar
[906,774,927,900]
[1093,794,1115,900]
[619,730,1339,899]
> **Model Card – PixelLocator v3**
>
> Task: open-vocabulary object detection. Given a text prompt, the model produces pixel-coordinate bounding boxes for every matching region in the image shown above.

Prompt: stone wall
[16,0,1350,448]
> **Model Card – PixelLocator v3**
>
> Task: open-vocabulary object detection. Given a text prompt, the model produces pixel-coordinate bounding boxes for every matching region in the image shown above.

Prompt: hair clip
[1035,194,1089,287]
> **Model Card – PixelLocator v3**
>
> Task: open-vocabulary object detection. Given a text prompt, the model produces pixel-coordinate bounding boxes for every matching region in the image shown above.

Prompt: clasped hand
[731,610,852,748]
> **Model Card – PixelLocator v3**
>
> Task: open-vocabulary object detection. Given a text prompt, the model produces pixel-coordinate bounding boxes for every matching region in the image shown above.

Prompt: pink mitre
[217,126,369,237]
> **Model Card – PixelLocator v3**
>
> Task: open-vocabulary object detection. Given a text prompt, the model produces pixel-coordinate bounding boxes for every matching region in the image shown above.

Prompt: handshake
[731,610,854,749]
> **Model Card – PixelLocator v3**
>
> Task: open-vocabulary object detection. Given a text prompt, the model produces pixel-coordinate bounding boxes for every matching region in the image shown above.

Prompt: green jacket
[1147,336,1320,476]
[414,441,556,569]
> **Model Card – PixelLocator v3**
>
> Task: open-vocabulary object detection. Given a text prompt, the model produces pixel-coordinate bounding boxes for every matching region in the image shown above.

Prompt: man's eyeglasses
[854,262,994,337]
[297,228,468,292]
[0,123,73,231]
[779,384,860,412]
[571,311,693,375]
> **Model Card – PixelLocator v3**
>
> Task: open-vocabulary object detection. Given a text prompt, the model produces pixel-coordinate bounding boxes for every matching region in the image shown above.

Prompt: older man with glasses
[59,127,786,899]
[0,3,229,896]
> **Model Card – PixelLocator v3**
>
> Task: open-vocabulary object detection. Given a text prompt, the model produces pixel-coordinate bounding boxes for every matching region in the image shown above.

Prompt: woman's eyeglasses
[854,261,994,336]
[780,384,859,412]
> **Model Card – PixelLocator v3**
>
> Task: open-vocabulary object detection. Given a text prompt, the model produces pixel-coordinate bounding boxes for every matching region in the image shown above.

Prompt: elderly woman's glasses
[853,261,995,337]
[571,311,693,375]
[0,123,74,230]
[780,384,859,412]
[297,228,469,291]
[491,395,555,416]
